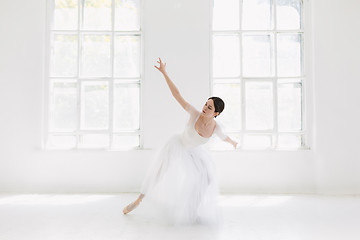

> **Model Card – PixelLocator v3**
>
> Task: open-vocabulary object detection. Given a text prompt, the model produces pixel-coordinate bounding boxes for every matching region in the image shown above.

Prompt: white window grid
[210,0,310,150]
[43,0,144,150]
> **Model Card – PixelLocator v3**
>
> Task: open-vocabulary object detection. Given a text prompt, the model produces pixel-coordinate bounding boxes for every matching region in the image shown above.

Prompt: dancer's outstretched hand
[154,57,167,74]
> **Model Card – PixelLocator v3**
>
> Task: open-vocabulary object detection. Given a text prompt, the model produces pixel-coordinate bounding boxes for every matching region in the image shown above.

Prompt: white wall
[313,0,360,194]
[0,0,358,195]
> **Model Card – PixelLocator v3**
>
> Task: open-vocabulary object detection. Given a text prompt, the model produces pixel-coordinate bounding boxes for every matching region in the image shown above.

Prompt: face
[202,99,219,118]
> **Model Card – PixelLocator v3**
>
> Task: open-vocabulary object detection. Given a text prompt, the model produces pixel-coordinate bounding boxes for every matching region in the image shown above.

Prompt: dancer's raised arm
[154,57,189,111]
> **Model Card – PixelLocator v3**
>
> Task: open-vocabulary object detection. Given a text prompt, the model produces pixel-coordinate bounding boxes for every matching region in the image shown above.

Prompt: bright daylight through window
[45,0,142,150]
[211,0,307,150]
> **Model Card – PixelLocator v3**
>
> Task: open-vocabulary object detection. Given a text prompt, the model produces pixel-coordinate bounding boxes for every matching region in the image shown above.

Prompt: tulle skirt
[140,134,223,226]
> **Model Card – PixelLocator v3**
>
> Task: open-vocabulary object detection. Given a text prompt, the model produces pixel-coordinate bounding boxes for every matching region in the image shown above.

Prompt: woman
[122,58,238,225]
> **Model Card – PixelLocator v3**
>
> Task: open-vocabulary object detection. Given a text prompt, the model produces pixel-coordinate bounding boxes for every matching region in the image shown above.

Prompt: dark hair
[208,96,225,118]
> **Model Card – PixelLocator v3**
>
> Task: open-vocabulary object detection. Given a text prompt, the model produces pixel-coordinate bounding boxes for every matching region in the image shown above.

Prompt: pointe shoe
[123,199,141,214]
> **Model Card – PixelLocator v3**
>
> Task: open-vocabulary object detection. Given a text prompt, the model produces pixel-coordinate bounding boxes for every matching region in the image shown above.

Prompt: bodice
[181,114,211,148]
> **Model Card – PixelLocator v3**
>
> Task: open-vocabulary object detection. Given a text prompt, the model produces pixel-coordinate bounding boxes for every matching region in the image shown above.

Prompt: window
[211,0,307,150]
[45,0,142,150]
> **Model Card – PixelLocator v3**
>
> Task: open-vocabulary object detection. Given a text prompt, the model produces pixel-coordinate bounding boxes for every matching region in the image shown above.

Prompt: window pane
[114,35,141,77]
[51,34,78,77]
[211,0,306,150]
[112,135,139,149]
[242,0,273,30]
[114,83,140,131]
[53,0,78,30]
[277,134,302,148]
[245,82,273,130]
[213,35,240,77]
[47,135,77,149]
[50,80,77,131]
[213,83,241,130]
[81,35,111,77]
[83,0,112,30]
[48,0,142,150]
[276,0,302,30]
[243,34,274,77]
[81,81,109,130]
[278,83,302,131]
[243,134,272,149]
[80,134,109,148]
[277,33,302,77]
[115,0,140,31]
[212,0,239,31]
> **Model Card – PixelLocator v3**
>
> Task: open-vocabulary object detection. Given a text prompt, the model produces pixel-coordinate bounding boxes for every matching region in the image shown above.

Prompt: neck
[199,114,213,125]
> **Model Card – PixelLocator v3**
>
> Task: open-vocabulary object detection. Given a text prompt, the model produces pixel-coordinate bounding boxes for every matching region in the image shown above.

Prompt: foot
[123,199,141,214]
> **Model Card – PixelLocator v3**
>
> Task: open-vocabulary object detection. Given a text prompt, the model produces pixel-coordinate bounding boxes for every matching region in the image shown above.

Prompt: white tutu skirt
[140,135,223,226]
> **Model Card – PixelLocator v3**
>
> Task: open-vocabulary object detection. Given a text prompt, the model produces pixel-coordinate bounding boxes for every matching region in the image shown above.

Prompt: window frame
[210,0,312,151]
[43,0,144,150]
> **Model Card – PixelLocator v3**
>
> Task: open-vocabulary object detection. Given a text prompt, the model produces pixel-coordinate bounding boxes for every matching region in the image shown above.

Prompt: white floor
[0,193,359,240]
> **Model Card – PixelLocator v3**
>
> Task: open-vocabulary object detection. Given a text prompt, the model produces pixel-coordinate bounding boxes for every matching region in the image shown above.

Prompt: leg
[123,193,145,214]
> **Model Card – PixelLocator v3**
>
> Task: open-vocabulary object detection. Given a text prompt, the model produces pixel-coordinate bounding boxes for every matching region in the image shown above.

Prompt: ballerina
[123,57,238,225]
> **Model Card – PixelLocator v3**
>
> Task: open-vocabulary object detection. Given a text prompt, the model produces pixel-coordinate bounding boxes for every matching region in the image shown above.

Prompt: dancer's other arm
[224,136,238,149]
[154,57,189,111]
[216,123,238,150]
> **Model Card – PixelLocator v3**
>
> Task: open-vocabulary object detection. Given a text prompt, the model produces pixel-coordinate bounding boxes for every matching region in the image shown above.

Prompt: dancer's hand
[224,136,238,150]
[154,57,167,74]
